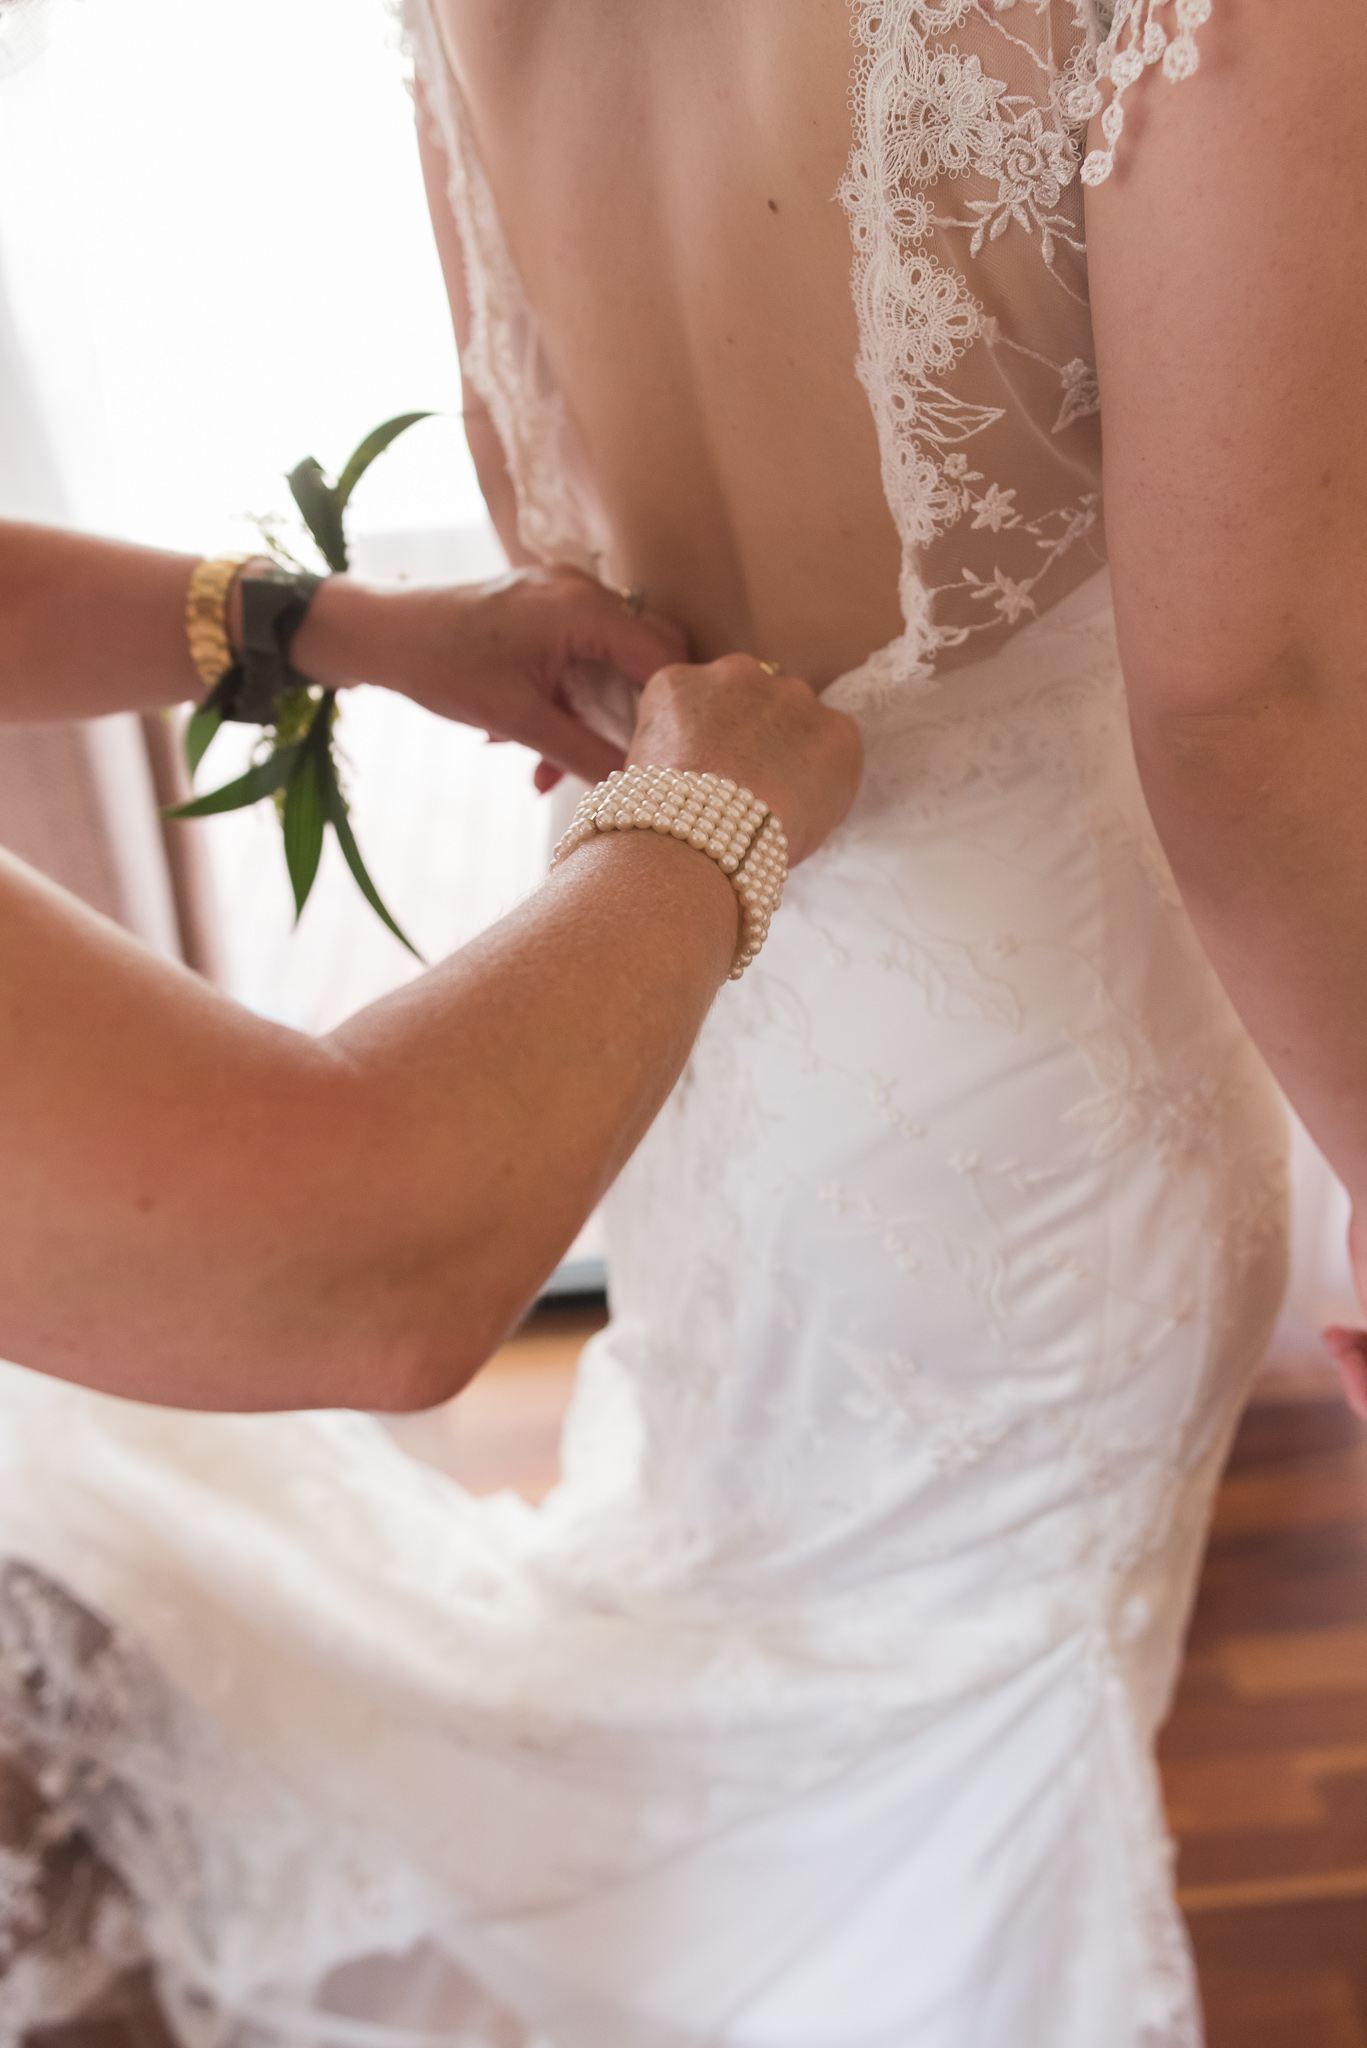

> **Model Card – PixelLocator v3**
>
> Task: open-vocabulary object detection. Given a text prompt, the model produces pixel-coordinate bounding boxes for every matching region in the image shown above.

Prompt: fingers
[534,759,565,794]
[569,582,690,684]
[626,651,863,867]
[1323,1326,1367,1419]
[688,651,808,692]
[526,700,625,786]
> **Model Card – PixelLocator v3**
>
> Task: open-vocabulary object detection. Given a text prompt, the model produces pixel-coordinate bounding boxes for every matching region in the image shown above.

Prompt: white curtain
[0,251,193,961]
[0,0,547,1027]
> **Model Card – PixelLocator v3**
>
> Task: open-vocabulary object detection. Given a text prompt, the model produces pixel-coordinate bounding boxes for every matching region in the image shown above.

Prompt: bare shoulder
[1085,0,1367,709]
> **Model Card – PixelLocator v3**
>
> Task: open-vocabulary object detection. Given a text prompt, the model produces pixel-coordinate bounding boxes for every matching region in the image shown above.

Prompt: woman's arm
[0,657,860,1415]
[1086,1,1367,1198]
[0,521,684,781]
[415,81,533,570]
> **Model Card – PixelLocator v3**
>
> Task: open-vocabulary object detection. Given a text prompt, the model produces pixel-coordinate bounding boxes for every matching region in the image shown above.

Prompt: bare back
[416,1,1113,691]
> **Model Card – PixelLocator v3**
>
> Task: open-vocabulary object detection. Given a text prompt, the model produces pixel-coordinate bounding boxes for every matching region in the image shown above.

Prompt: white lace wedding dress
[0,5,1288,2045]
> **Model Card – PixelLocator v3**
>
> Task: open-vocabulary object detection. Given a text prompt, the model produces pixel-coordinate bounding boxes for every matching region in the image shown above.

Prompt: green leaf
[334,412,433,517]
[184,705,222,779]
[282,750,326,920]
[286,457,349,573]
[163,742,303,820]
[316,747,424,960]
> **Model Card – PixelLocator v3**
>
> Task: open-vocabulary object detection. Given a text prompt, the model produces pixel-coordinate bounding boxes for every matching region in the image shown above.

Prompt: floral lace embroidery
[1083,0,1212,186]
[839,0,1207,674]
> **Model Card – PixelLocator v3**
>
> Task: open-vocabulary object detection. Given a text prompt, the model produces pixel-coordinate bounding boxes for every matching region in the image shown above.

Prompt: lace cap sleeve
[1081,0,1212,186]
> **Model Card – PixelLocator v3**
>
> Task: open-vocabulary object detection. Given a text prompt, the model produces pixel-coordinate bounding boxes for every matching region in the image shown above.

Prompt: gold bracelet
[184,555,251,693]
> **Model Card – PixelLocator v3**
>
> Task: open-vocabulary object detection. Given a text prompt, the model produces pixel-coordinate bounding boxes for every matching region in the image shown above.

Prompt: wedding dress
[0,0,63,81]
[0,5,1289,2045]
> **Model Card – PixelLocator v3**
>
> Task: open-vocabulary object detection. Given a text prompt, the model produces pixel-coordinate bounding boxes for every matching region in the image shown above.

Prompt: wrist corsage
[167,412,432,955]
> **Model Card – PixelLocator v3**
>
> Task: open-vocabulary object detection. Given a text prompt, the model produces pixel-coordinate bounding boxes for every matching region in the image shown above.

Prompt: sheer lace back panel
[843,1,1107,683]
[406,0,1206,694]
[840,0,1206,687]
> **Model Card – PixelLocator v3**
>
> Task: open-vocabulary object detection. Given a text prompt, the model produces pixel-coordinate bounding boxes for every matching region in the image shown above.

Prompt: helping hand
[628,653,863,868]
[299,566,687,787]
[380,567,688,785]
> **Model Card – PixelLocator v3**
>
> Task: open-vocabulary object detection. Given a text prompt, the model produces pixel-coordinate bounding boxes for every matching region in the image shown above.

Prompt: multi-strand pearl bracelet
[550,765,788,980]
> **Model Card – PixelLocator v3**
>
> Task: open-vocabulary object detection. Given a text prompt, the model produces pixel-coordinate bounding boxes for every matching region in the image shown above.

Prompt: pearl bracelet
[550,765,788,980]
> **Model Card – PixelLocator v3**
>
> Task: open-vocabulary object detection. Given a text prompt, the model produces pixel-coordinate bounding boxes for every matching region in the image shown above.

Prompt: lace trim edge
[1081,0,1212,187]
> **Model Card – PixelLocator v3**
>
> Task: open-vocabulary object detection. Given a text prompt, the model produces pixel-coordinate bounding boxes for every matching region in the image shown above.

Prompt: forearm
[0,832,736,1411]
[0,519,394,722]
[0,523,668,789]
[320,832,737,1401]
[0,522,202,718]
[1132,655,1367,1208]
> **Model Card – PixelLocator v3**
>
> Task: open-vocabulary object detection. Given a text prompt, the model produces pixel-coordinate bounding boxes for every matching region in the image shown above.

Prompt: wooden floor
[16,1314,1367,2046]
[1161,1360,1367,2047]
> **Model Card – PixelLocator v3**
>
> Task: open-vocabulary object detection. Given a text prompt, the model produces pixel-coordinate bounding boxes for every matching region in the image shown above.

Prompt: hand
[627,654,863,867]
[1322,1209,1367,1419]
[298,567,687,787]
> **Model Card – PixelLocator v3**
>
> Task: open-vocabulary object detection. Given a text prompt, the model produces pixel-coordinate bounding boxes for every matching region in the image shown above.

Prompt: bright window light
[0,0,554,1036]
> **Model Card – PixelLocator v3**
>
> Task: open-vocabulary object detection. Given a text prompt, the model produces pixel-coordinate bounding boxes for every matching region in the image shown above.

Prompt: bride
[3,2,1363,2042]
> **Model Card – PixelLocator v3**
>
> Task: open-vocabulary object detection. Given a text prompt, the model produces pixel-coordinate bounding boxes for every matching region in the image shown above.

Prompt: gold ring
[618,585,645,617]
[758,659,782,676]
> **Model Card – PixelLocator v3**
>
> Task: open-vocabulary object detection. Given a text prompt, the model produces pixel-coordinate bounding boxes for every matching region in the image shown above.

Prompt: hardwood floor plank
[1196,1966,1367,2048]
[1219,1626,1367,1699]
[1160,1686,1367,1760]
[1178,1816,1367,1892]
[1164,1389,1367,2044]
[1185,1526,1367,1643]
[1227,1397,1367,1465]
[1162,1751,1326,1832]
[1186,1894,1367,1973]
[1215,1455,1367,1538]
[1181,1867,1367,1913]
[1297,1745,1367,1781]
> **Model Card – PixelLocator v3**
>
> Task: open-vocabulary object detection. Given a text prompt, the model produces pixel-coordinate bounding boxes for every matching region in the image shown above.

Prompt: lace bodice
[406,0,1209,695]
[842,0,1113,681]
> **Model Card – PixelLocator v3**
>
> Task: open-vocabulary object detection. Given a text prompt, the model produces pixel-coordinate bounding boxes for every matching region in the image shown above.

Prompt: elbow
[1122,622,1352,800]
[339,1269,535,1416]
[374,1227,560,1413]
[1117,581,1361,739]
[268,1068,561,1412]
[1120,635,1366,908]
[368,1322,499,1416]
[1128,687,1314,865]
